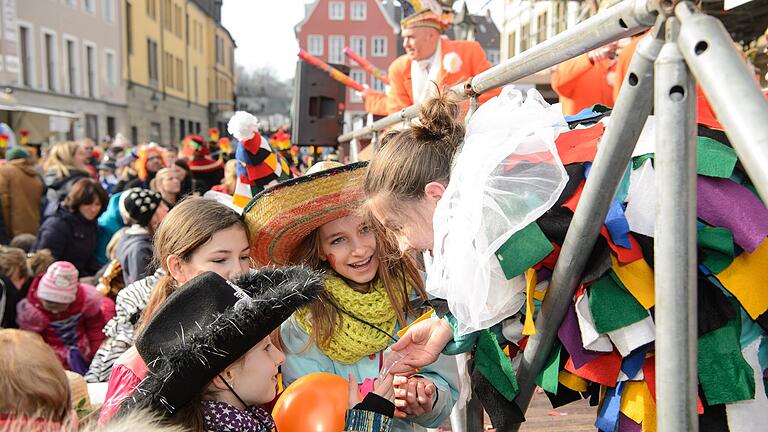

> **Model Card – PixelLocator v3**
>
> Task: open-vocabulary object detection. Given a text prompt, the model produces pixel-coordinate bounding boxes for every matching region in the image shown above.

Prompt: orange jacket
[551,53,615,116]
[365,38,500,115]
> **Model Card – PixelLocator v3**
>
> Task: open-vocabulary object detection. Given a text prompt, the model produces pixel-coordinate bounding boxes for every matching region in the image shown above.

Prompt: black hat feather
[120,266,323,417]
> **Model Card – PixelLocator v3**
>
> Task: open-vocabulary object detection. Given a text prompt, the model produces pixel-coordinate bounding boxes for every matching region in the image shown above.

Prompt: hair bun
[414,89,464,149]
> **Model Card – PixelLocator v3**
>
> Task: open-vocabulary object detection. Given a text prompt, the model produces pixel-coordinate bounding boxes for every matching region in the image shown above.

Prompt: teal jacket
[95,192,125,265]
[280,309,459,432]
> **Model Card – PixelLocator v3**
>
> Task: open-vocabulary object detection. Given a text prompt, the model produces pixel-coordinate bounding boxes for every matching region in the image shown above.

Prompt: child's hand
[393,376,436,418]
[347,373,395,409]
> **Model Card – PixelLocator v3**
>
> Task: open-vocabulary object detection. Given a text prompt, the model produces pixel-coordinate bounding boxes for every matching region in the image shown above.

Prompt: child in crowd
[99,197,253,421]
[118,270,397,432]
[16,261,110,374]
[114,188,169,285]
[0,328,73,430]
[245,161,458,432]
[0,246,30,328]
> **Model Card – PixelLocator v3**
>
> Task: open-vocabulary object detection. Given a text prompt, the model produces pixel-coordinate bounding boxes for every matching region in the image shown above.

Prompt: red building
[295,0,400,119]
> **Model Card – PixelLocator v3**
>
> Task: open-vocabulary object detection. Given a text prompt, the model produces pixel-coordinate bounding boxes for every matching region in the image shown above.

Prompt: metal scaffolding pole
[510,20,666,427]
[337,0,657,143]
[675,1,768,202]
[654,16,698,432]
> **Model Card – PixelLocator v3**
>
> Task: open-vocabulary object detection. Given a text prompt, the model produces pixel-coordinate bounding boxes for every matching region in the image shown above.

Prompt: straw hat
[243,161,368,266]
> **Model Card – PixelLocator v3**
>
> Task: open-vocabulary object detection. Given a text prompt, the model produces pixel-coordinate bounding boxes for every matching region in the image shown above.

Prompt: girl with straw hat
[243,161,459,432]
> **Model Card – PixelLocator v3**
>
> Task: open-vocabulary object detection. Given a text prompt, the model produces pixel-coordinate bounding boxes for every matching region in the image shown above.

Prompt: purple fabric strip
[558,302,602,369]
[618,412,643,432]
[697,176,768,253]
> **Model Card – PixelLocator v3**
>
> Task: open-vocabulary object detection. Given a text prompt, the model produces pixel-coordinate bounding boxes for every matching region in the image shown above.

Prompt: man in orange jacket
[363,1,499,116]
[550,42,618,116]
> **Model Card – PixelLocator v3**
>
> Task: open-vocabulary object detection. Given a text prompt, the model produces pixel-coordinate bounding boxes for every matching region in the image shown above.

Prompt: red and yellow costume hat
[400,0,455,32]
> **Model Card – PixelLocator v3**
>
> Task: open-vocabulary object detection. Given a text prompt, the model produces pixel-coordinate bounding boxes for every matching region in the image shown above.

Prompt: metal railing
[338,1,768,430]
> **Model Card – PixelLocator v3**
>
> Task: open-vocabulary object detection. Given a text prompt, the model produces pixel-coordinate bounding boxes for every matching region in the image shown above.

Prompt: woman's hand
[392,376,436,418]
[387,317,453,375]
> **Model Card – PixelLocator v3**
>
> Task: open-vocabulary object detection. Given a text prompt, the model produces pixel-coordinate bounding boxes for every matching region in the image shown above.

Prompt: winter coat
[115,226,154,285]
[15,275,110,373]
[0,159,45,237]
[0,272,20,328]
[96,192,126,265]
[34,206,101,276]
[43,168,90,218]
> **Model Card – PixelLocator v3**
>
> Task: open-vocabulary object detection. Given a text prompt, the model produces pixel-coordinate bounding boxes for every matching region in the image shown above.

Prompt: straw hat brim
[243,162,368,266]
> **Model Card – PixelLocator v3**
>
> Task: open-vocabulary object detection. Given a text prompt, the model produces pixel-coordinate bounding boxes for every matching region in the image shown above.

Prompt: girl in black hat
[118,270,398,432]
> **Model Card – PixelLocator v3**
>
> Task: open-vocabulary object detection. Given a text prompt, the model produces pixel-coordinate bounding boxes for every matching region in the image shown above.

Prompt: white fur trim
[443,52,463,74]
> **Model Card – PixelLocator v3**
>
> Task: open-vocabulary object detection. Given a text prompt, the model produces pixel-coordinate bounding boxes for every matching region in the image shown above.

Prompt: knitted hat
[243,161,367,266]
[400,0,455,32]
[122,188,162,227]
[124,268,323,416]
[38,262,79,304]
[6,146,30,161]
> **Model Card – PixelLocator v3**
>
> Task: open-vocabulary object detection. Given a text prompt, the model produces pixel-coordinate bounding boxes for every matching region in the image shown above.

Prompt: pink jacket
[16,275,111,373]
[99,346,147,423]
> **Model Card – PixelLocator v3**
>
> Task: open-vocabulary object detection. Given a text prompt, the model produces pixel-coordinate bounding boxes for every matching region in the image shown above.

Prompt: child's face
[40,299,71,314]
[370,196,436,254]
[228,336,285,405]
[318,214,379,285]
[170,225,251,285]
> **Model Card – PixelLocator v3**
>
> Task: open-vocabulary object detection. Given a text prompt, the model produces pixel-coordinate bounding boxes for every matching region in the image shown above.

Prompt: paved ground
[437,388,597,431]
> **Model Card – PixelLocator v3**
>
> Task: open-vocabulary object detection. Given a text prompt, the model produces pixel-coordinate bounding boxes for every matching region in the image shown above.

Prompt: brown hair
[364,91,464,208]
[136,197,250,334]
[0,246,30,281]
[27,249,55,278]
[222,159,237,195]
[43,141,86,178]
[63,178,108,215]
[289,211,426,351]
[0,329,71,423]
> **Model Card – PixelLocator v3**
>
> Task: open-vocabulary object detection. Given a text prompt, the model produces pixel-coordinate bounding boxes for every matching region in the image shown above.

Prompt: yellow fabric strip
[523,268,537,336]
[558,370,588,392]
[620,381,657,432]
[611,254,655,309]
[716,238,768,319]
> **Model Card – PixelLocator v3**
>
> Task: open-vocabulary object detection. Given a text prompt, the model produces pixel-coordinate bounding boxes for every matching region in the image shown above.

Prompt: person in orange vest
[551,42,618,116]
[362,0,499,116]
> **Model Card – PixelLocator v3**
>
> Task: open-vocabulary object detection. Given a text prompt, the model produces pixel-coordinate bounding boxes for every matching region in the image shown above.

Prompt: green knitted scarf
[295,272,400,364]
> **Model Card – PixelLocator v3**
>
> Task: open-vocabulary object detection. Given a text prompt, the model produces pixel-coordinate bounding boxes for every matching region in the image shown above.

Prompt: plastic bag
[427,86,569,336]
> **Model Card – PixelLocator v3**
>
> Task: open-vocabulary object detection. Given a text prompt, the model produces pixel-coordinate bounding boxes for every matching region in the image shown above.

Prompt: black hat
[124,267,323,415]
[122,188,162,226]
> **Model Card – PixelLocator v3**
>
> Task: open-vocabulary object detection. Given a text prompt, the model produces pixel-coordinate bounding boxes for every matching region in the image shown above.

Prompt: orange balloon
[272,372,349,432]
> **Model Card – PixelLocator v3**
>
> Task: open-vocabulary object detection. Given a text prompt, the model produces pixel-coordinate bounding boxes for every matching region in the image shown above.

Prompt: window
[163,0,173,30]
[150,122,161,143]
[350,1,366,20]
[174,5,182,37]
[85,44,96,97]
[44,32,56,91]
[536,12,548,45]
[328,1,344,20]
[193,66,198,102]
[308,35,323,56]
[349,69,365,102]
[350,36,365,58]
[487,49,500,65]
[105,50,117,85]
[65,0,76,7]
[126,2,133,54]
[169,116,176,143]
[328,36,344,64]
[371,77,385,92]
[147,38,159,86]
[65,38,78,95]
[103,0,116,22]
[553,1,567,35]
[215,35,224,64]
[131,126,138,146]
[179,118,185,138]
[19,26,33,87]
[84,0,96,13]
[175,57,184,91]
[520,22,530,52]
[85,114,98,140]
[106,116,116,138]
[164,52,174,88]
[146,0,157,20]
[371,36,387,57]
[507,31,516,56]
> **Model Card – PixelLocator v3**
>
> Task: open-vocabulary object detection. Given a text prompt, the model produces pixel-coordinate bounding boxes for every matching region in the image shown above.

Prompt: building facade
[123,0,235,146]
[295,0,400,120]
[0,0,126,144]
[501,0,584,101]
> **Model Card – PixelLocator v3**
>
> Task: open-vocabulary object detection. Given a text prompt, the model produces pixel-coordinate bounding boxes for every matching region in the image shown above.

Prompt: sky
[221,0,504,81]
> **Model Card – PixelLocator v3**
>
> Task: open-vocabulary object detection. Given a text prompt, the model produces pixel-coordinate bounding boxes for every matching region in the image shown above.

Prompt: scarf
[202,400,275,432]
[295,272,402,365]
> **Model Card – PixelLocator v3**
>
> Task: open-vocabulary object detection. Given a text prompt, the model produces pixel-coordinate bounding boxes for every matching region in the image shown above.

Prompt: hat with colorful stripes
[400,0,455,32]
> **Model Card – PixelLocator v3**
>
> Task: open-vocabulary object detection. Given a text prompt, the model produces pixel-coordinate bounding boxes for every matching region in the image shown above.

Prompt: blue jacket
[280,300,459,432]
[96,192,125,265]
[34,206,101,276]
